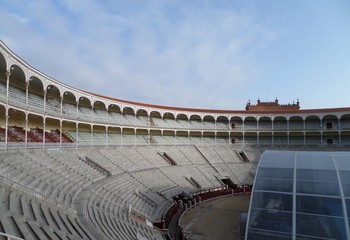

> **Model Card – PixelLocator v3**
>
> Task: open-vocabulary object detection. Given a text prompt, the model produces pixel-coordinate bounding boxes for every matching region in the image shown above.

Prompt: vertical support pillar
[6,71,10,105]
[242,119,245,146]
[59,121,63,149]
[76,122,79,149]
[43,119,46,149]
[272,118,274,146]
[105,126,108,148]
[5,109,9,150]
[25,81,29,111]
[303,118,306,146]
[121,129,123,146]
[43,90,47,115]
[25,116,28,149]
[90,125,93,149]
[60,96,63,148]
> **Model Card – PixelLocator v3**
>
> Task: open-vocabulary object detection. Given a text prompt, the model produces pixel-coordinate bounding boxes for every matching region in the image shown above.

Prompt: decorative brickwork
[246,98,300,111]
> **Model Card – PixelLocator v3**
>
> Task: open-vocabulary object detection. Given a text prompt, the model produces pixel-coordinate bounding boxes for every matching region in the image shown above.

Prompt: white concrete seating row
[198,146,242,164]
[0,145,261,240]
[86,174,164,239]
[178,146,207,164]
[226,163,256,184]
[0,150,104,207]
[0,185,95,240]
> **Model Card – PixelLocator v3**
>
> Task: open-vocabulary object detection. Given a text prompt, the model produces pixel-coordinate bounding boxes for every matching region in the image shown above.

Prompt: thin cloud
[1,1,282,109]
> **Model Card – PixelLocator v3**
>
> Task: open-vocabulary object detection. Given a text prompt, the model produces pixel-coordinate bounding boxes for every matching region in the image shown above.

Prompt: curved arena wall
[1,41,350,149]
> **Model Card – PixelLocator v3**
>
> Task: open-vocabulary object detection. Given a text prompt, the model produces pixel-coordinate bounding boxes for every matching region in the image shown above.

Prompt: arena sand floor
[180,195,250,240]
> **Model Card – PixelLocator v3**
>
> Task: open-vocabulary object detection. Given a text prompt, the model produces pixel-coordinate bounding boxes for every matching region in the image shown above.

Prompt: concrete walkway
[180,195,250,240]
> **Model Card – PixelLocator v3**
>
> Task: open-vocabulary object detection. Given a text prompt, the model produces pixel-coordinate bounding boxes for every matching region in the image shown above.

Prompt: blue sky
[1,0,350,110]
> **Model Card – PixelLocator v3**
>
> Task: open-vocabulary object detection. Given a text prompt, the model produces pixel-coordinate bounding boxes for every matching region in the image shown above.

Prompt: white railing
[0,232,24,240]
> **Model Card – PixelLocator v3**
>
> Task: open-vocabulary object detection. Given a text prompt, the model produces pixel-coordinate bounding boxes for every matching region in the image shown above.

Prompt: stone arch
[150,111,162,128]
[273,116,288,130]
[108,104,122,125]
[340,114,350,130]
[78,96,92,122]
[203,115,215,130]
[216,116,229,130]
[8,65,27,109]
[305,115,321,130]
[0,51,7,87]
[62,91,77,120]
[189,114,201,129]
[136,109,148,127]
[230,116,243,130]
[322,115,338,130]
[163,112,175,127]
[305,131,321,145]
[27,76,45,114]
[244,116,257,130]
[258,116,272,130]
[289,116,303,130]
[46,84,61,117]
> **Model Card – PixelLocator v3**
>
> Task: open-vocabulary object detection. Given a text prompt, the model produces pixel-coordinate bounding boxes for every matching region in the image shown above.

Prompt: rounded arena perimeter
[0,40,350,240]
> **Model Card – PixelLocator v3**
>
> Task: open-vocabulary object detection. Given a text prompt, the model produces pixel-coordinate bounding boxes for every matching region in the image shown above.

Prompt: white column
[43,120,46,149]
[43,90,47,115]
[25,116,28,149]
[6,71,10,105]
[90,125,93,148]
[5,110,8,150]
[60,96,63,148]
[76,123,79,149]
[59,121,63,149]
[25,81,29,110]
[105,126,108,147]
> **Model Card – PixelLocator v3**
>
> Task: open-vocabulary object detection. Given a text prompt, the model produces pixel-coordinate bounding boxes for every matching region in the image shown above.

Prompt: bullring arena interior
[0,40,350,240]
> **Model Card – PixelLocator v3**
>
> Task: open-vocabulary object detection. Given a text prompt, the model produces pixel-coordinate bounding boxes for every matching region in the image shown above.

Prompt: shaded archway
[258,117,272,130]
[150,111,162,128]
[107,104,121,125]
[230,116,243,130]
[244,117,257,130]
[216,116,229,130]
[273,116,287,130]
[305,132,321,145]
[93,101,107,124]
[9,65,26,109]
[289,132,304,145]
[78,97,92,122]
[46,84,61,117]
[62,91,77,120]
[305,116,321,130]
[322,115,338,130]
[27,76,44,114]
[289,116,303,130]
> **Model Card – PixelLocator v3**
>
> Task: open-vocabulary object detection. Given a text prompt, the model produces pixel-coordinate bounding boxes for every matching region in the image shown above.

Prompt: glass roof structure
[245,150,350,240]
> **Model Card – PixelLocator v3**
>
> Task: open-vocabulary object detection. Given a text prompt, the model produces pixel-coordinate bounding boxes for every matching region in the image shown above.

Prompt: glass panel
[260,152,295,169]
[296,235,335,239]
[339,171,350,182]
[251,192,293,211]
[296,152,335,170]
[341,183,350,197]
[247,229,292,240]
[255,178,293,192]
[296,213,346,239]
[249,208,292,233]
[296,169,338,182]
[296,180,340,196]
[296,195,343,216]
[346,199,350,217]
[257,167,293,179]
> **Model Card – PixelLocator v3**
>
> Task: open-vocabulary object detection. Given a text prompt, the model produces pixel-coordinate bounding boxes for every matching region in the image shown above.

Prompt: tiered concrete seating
[0,145,261,239]
[0,185,95,240]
